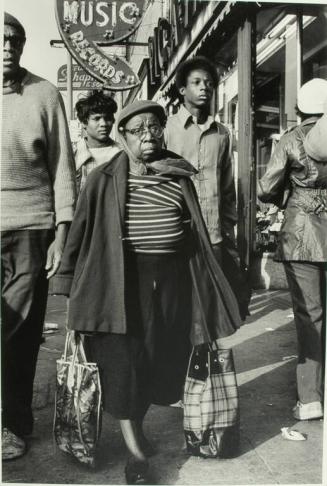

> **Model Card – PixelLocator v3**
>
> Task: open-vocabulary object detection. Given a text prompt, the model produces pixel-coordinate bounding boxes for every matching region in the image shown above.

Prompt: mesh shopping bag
[183,344,240,458]
[53,332,102,467]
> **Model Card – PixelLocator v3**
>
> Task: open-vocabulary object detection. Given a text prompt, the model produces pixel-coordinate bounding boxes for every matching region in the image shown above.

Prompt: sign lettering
[148,36,159,86]
[56,0,145,90]
[157,18,171,71]
[148,18,172,83]
[61,1,143,41]
[57,63,104,90]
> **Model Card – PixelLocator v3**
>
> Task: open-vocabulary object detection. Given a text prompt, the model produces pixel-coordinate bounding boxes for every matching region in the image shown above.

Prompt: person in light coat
[258,78,327,421]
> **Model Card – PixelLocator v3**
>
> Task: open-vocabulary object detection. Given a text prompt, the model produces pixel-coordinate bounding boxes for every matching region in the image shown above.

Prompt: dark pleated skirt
[84,251,192,419]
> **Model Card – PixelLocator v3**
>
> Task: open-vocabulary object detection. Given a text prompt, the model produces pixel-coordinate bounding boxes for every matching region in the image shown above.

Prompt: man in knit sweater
[1,12,76,460]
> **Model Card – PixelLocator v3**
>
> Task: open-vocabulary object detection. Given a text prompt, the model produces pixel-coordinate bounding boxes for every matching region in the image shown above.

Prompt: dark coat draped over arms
[51,150,242,345]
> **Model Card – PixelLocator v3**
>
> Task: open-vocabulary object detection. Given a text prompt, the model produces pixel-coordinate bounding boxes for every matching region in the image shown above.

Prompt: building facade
[123,0,327,283]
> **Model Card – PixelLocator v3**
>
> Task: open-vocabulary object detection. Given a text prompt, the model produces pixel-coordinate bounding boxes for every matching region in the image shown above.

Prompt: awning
[154,1,236,102]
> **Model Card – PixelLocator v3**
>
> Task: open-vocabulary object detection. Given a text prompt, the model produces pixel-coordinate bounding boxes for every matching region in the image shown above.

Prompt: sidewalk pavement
[2,290,325,485]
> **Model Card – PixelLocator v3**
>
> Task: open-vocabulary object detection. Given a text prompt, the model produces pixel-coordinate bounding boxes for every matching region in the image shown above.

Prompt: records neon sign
[55,0,145,91]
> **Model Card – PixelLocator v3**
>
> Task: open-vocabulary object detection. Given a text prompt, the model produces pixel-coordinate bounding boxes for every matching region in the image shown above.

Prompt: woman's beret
[117,100,167,129]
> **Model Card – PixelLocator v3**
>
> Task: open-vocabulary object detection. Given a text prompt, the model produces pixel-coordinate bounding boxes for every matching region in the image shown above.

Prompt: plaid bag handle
[186,346,196,378]
[187,341,219,375]
[208,340,219,352]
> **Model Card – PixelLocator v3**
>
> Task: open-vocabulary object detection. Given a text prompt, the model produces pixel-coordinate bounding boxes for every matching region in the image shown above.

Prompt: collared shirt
[165,105,237,244]
[74,137,121,192]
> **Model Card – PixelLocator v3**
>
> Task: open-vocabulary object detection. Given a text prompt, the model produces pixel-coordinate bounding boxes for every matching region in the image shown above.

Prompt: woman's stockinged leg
[134,405,156,457]
[120,419,146,461]
[120,419,150,485]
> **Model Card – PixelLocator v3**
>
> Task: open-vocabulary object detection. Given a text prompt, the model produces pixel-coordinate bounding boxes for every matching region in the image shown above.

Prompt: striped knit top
[124,172,189,253]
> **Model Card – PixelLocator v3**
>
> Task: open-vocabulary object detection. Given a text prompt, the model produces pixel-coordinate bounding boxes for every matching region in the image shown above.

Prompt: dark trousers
[1,230,53,437]
[85,252,192,420]
[284,261,326,404]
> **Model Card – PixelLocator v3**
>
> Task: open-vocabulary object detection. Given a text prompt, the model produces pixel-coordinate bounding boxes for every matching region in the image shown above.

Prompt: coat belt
[292,187,327,214]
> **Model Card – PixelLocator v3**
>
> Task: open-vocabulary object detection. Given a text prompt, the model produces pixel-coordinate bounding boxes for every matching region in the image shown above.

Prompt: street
[2,291,324,485]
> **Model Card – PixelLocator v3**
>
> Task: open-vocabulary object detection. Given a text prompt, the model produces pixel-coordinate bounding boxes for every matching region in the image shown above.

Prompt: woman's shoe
[124,458,149,485]
[293,401,323,420]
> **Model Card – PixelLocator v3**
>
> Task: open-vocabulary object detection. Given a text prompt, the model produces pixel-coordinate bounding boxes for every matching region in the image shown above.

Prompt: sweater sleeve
[304,113,327,162]
[257,134,290,205]
[46,88,77,224]
[49,187,88,296]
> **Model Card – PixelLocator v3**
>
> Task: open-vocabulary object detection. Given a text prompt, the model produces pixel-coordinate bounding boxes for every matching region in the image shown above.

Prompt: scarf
[116,130,197,177]
[146,158,197,177]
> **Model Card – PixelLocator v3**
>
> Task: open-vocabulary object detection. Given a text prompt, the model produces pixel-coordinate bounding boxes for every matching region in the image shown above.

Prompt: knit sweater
[1,70,76,231]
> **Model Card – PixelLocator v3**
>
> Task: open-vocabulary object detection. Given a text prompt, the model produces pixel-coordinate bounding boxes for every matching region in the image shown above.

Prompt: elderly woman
[52,100,241,484]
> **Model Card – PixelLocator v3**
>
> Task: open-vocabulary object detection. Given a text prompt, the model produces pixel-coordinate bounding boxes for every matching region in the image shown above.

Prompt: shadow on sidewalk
[234,319,323,471]
[2,293,323,485]
[246,291,292,326]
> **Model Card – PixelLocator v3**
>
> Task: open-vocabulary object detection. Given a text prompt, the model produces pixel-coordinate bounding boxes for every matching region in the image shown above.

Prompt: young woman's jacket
[51,150,242,345]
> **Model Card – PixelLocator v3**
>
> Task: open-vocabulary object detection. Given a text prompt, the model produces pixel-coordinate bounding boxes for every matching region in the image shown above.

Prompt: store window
[302,5,327,81]
[215,33,238,128]
[214,32,238,185]
[256,4,327,177]
[254,4,327,253]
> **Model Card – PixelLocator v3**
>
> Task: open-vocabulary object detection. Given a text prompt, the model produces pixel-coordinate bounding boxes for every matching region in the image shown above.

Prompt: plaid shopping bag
[183,344,240,458]
[53,332,102,467]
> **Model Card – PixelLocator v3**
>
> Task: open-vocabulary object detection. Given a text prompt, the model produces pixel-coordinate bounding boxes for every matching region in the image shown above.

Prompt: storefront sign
[157,18,171,71]
[148,15,176,81]
[148,2,206,82]
[57,63,103,90]
[148,36,158,85]
[55,0,145,90]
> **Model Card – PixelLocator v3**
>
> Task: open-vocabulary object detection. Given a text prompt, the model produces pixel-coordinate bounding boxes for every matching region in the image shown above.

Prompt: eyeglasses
[3,35,25,49]
[124,124,163,139]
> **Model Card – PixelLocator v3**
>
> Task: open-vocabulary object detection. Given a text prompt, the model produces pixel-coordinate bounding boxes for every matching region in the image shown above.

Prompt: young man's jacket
[258,118,327,262]
[51,150,242,345]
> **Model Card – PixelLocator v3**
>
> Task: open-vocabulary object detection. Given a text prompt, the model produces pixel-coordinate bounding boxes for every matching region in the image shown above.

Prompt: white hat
[298,78,327,114]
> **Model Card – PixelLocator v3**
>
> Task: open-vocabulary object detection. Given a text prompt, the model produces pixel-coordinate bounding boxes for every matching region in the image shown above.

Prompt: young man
[1,12,76,459]
[75,91,121,192]
[165,56,249,321]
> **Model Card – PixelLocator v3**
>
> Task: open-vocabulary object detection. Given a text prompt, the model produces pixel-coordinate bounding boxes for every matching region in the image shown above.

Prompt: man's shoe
[2,428,26,460]
[293,401,323,420]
